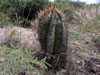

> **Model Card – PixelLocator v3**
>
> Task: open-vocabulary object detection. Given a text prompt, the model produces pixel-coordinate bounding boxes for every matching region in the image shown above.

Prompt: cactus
[37,5,68,69]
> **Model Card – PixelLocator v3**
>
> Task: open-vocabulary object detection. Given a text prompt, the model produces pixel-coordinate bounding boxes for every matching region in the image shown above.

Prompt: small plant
[0,44,49,75]
[53,1,75,17]
[92,35,100,49]
[22,19,31,28]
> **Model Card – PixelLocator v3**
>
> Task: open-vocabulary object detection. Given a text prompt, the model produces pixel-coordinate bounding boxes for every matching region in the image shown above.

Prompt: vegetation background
[0,0,100,75]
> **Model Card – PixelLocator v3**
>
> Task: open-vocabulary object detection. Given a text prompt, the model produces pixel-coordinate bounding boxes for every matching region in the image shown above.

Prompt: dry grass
[0,26,40,52]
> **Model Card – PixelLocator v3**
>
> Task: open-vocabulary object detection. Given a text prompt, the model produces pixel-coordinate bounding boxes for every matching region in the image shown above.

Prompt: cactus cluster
[37,5,68,69]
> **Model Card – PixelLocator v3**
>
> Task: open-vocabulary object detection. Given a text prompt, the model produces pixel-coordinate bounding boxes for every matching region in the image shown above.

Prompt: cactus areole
[37,5,68,69]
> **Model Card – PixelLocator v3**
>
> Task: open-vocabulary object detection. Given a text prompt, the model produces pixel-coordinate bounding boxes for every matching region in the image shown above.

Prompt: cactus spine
[37,6,68,69]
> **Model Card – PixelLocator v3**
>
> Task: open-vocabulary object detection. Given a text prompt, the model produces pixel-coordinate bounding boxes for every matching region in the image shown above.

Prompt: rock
[0,57,5,62]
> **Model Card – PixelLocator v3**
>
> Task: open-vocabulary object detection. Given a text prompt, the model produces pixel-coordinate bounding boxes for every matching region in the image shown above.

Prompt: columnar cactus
[37,5,68,69]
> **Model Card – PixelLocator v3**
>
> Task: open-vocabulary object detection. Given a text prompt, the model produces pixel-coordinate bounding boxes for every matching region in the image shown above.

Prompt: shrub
[0,12,11,27]
[0,0,49,27]
[23,0,49,20]
[70,2,86,8]
[0,0,49,19]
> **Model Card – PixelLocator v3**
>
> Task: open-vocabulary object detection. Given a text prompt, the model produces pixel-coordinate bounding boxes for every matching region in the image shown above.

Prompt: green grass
[0,44,50,75]
[0,12,11,27]
[53,1,75,17]
[92,35,100,49]
[78,14,100,33]
[69,31,86,41]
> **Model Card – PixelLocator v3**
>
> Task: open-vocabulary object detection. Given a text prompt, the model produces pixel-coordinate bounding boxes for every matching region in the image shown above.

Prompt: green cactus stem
[37,6,68,69]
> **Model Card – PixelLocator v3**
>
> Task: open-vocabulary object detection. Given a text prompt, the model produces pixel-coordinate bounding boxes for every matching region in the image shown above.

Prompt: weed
[0,45,49,75]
